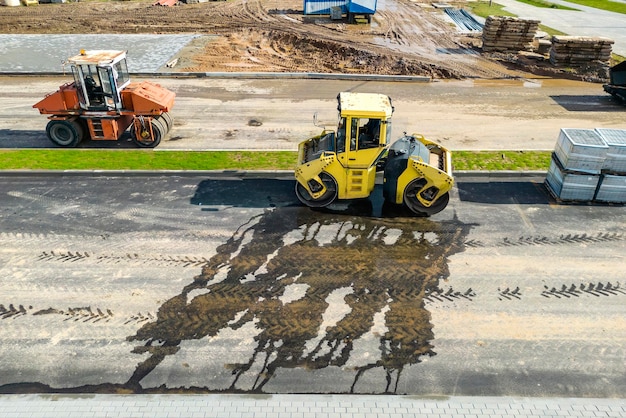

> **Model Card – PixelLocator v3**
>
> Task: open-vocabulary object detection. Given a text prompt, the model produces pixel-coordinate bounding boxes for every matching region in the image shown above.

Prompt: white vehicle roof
[338,92,393,119]
[67,50,127,66]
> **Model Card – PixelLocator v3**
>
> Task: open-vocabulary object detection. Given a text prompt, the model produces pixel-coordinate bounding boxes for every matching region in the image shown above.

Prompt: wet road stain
[2,203,625,394]
[124,206,471,393]
[3,204,626,394]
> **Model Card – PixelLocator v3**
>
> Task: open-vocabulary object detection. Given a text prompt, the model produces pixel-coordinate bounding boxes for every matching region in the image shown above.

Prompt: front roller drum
[131,114,171,148]
[160,112,173,131]
[403,178,450,216]
[295,172,338,208]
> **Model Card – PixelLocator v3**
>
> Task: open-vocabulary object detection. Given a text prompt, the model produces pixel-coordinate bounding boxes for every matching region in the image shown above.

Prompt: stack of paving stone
[595,129,626,203]
[545,128,626,203]
[549,36,614,66]
[481,16,540,52]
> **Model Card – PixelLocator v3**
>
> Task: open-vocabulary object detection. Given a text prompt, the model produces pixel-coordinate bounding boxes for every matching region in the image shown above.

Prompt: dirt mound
[181,28,460,78]
[0,0,606,80]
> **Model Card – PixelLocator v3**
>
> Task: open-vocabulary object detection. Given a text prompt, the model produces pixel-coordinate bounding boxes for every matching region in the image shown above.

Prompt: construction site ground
[2,0,625,152]
[0,0,616,81]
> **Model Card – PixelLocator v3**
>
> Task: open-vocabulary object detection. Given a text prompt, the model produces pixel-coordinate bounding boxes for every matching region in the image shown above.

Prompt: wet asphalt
[0,172,624,397]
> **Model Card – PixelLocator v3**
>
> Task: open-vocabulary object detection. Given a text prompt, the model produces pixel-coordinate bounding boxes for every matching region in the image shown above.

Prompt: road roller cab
[33,50,175,148]
[295,92,454,216]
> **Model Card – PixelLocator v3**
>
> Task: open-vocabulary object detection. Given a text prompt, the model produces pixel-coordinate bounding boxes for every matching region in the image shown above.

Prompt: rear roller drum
[403,178,450,216]
[46,119,84,147]
[295,172,338,208]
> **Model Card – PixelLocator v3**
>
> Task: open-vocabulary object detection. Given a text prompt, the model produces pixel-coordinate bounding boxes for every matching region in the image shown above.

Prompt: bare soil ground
[0,0,599,80]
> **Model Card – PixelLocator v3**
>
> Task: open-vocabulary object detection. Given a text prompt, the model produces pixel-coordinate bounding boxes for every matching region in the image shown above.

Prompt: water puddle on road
[439,78,600,89]
[126,207,471,393]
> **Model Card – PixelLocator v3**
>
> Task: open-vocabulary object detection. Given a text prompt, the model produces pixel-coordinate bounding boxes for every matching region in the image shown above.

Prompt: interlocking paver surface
[1,394,626,418]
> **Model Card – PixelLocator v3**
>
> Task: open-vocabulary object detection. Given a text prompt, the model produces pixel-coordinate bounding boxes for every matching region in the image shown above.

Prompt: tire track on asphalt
[0,303,158,327]
[464,232,624,248]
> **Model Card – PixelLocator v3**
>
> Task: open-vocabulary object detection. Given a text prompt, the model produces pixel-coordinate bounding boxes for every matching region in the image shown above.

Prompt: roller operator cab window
[113,58,130,88]
[336,117,347,153]
[74,64,105,108]
[351,118,383,150]
[359,118,381,149]
[338,117,383,152]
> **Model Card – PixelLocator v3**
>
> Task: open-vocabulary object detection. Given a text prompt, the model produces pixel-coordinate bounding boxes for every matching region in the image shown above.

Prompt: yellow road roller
[295,92,453,216]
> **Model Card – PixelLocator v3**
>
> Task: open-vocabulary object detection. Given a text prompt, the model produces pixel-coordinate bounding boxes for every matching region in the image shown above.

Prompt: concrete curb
[0,71,433,82]
[0,170,547,179]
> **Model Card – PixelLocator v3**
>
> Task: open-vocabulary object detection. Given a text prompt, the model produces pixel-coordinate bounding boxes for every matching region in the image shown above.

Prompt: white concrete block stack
[553,128,608,174]
[597,129,626,173]
[595,129,626,203]
[546,128,626,203]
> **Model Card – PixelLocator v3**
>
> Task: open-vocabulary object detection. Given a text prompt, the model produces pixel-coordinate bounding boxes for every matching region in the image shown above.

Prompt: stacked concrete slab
[549,36,614,66]
[481,16,540,52]
[546,128,626,203]
[596,129,626,202]
[597,129,626,173]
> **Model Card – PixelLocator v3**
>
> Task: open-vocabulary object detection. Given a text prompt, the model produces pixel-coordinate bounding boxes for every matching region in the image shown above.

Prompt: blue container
[304,0,347,15]
[348,0,377,14]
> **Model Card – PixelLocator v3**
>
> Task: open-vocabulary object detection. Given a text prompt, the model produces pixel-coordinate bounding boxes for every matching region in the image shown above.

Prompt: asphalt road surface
[2,76,625,151]
[0,173,624,396]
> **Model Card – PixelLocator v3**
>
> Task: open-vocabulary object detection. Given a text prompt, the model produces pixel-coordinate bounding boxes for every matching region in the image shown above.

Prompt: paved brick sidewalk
[1,394,625,418]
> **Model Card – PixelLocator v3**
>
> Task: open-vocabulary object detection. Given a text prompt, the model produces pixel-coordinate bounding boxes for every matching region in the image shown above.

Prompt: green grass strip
[453,150,552,171]
[516,0,578,10]
[0,150,552,172]
[0,150,297,171]
[552,0,626,14]
[470,1,516,18]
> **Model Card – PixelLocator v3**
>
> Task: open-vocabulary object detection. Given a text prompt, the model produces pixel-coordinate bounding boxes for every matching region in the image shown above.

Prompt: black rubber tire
[132,117,165,148]
[46,119,83,147]
[403,178,450,216]
[295,173,338,208]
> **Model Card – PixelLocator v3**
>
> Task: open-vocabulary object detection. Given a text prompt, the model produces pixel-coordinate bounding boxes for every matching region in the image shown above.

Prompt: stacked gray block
[595,174,626,202]
[546,156,600,201]
[549,36,614,66]
[554,128,608,174]
[595,129,626,202]
[596,128,626,173]
[546,128,626,203]
[482,16,540,52]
